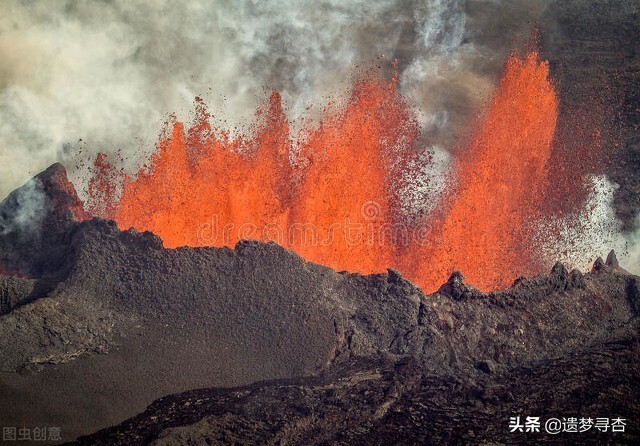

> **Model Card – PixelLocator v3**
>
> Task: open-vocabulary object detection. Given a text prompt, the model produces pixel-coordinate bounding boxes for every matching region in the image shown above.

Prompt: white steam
[0,0,540,200]
[536,175,639,275]
[0,179,47,237]
[623,215,640,275]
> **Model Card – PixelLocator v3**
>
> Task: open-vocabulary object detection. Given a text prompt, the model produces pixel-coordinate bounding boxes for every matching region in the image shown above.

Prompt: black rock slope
[70,341,640,446]
[0,165,639,445]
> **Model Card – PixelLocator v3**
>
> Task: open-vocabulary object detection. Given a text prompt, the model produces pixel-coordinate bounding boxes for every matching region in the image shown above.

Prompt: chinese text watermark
[509,416,626,435]
[2,426,61,442]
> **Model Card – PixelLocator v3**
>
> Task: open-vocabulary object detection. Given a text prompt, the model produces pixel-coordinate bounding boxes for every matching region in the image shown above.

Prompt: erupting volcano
[2,2,640,444]
[87,50,561,292]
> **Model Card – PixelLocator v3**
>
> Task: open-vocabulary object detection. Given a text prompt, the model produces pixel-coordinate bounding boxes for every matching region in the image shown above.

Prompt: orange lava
[107,94,293,249]
[289,78,419,272]
[87,51,559,292]
[414,52,558,291]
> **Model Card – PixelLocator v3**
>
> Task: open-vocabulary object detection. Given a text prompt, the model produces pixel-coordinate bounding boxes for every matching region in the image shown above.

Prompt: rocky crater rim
[0,163,634,298]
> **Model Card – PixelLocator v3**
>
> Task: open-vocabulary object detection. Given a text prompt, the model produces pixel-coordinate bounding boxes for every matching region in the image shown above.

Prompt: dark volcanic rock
[569,268,586,289]
[0,165,113,372]
[606,250,620,268]
[0,164,639,443]
[593,256,607,272]
[0,163,89,278]
[70,338,640,445]
[437,271,481,300]
[0,274,36,315]
[626,277,640,317]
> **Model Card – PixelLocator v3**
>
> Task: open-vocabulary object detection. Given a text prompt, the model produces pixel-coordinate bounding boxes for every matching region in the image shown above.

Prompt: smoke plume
[1,0,546,195]
[0,179,46,237]
[536,175,632,271]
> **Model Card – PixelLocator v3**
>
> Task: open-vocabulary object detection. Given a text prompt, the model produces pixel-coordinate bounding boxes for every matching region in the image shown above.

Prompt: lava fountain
[412,51,558,291]
[87,50,564,292]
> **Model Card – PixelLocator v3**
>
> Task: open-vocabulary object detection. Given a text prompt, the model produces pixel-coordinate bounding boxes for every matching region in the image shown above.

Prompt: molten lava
[88,51,560,292]
[414,52,558,290]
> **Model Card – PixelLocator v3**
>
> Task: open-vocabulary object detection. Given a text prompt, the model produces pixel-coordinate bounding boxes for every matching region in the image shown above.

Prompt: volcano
[1,0,640,445]
[0,161,638,445]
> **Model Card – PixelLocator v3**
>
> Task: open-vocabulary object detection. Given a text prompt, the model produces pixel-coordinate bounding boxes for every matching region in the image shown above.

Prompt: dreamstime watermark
[196,200,435,248]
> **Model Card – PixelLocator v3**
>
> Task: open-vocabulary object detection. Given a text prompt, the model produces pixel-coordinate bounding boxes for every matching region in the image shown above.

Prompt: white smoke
[536,175,639,274]
[0,179,47,236]
[0,0,543,201]
[622,214,640,275]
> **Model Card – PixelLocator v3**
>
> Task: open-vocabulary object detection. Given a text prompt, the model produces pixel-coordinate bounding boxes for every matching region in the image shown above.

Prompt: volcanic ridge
[0,160,638,445]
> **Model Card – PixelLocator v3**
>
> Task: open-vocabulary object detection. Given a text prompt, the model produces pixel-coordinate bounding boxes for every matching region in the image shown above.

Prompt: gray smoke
[0,0,547,198]
[0,179,46,237]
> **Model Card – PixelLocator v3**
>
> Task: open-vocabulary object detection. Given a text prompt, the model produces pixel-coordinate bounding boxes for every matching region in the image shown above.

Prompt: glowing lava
[88,51,560,292]
[414,51,558,291]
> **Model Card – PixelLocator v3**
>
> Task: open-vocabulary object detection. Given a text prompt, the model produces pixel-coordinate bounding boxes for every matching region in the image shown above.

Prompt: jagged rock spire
[0,163,90,277]
[592,257,606,272]
[606,250,619,268]
[438,271,481,300]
